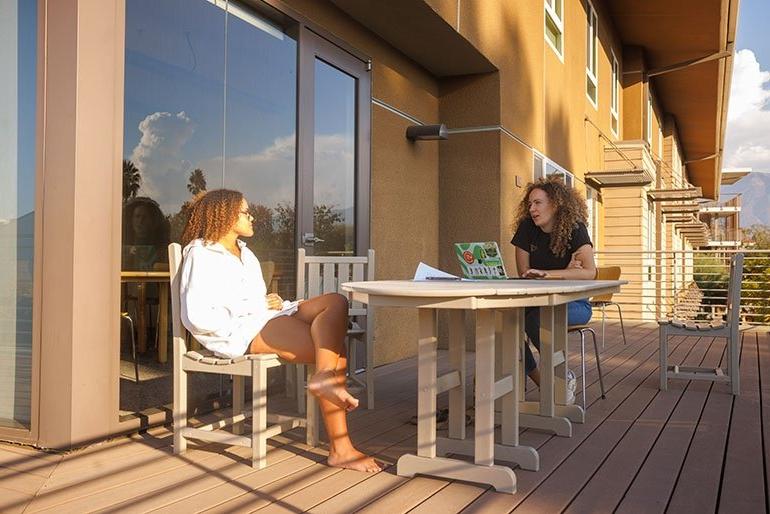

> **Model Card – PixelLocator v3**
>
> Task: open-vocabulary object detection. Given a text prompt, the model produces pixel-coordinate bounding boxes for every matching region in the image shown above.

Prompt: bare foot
[328,448,382,473]
[308,370,359,412]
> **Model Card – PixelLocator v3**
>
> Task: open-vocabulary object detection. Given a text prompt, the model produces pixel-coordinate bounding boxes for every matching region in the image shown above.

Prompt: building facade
[1,0,736,448]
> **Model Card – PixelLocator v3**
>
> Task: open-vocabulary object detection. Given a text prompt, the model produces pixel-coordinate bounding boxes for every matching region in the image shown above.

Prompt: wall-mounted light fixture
[406,124,448,141]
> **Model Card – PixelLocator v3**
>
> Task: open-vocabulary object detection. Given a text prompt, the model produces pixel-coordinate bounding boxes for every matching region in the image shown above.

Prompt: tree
[313,204,346,253]
[741,224,770,324]
[249,203,274,249]
[187,168,207,196]
[122,160,141,202]
[744,224,770,249]
[274,202,295,250]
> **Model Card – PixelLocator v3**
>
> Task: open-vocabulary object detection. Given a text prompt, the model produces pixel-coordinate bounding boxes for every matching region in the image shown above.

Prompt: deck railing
[594,249,770,325]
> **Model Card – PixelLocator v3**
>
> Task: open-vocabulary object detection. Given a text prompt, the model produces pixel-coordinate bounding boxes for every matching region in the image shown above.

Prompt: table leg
[554,304,567,405]
[158,282,169,364]
[500,309,519,446]
[417,308,437,458]
[137,283,147,354]
[518,305,573,437]
[475,309,495,466]
[398,308,516,494]
[539,306,555,417]
[448,310,466,441]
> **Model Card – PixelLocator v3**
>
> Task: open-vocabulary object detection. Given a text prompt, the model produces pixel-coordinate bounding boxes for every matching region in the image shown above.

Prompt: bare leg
[528,368,541,387]
[249,294,380,472]
[251,294,357,410]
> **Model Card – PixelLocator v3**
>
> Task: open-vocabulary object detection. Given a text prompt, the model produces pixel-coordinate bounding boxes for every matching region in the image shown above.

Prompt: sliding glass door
[121,1,370,421]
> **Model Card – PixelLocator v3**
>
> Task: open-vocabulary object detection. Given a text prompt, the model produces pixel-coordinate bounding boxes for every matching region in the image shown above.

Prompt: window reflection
[0,0,37,429]
[313,59,356,256]
[121,0,297,418]
[122,197,170,272]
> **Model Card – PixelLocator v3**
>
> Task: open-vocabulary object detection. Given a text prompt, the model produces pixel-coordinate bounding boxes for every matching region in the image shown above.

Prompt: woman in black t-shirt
[511,176,597,388]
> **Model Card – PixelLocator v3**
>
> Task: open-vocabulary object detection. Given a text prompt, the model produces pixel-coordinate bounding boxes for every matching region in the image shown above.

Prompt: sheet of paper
[413,262,460,281]
[277,300,300,316]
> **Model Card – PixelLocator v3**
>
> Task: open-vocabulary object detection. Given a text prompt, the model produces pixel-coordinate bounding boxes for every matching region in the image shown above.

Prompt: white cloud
[129,111,195,204]
[724,49,770,171]
[218,134,354,212]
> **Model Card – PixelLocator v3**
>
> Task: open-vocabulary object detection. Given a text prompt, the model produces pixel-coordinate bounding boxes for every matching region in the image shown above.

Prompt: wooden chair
[567,324,606,411]
[261,260,279,294]
[290,248,376,411]
[659,252,744,395]
[590,266,627,348]
[168,243,319,468]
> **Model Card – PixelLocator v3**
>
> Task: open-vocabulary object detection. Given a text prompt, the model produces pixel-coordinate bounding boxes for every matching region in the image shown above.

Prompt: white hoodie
[179,238,295,358]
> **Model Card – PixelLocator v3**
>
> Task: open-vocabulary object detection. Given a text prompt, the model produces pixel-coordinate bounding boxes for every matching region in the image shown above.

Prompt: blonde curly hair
[513,175,589,258]
[181,189,244,247]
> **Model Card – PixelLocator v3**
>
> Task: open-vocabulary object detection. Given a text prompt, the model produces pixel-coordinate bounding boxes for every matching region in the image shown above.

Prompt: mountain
[721,172,770,227]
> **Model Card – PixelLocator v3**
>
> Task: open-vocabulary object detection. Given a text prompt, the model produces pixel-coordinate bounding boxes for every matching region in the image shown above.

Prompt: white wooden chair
[659,252,744,395]
[290,248,376,411]
[168,243,319,468]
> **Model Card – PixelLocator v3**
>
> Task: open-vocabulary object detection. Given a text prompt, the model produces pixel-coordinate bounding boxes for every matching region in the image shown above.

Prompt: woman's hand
[266,293,283,310]
[522,268,548,279]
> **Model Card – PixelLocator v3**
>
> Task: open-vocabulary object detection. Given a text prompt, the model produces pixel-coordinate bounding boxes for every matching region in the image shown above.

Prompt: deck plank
[0,445,61,478]
[464,327,691,512]
[507,334,702,513]
[356,476,450,513]
[0,485,35,514]
[718,332,767,512]
[2,323,768,514]
[569,335,722,513]
[758,330,770,514]
[408,481,489,512]
[202,462,341,513]
[665,345,734,513]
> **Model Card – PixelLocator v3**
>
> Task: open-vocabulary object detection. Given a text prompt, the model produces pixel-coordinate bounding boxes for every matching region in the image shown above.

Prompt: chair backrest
[261,260,277,293]
[592,265,621,303]
[168,243,189,355]
[725,252,744,327]
[296,248,375,317]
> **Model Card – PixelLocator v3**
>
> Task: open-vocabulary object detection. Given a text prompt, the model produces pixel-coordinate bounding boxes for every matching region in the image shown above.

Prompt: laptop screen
[453,242,509,279]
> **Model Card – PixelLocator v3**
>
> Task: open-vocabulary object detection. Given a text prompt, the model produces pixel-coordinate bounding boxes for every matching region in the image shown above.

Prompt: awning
[606,0,739,199]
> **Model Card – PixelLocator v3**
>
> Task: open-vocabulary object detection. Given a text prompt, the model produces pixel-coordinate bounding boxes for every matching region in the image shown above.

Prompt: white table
[342,279,624,494]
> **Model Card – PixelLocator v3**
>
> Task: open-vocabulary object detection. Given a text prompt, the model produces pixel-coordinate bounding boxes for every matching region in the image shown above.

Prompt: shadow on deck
[1,322,768,513]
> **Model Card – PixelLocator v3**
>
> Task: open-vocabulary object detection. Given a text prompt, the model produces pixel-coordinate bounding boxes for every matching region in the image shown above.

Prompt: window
[0,0,37,430]
[545,0,564,58]
[610,50,619,136]
[533,151,574,187]
[585,0,598,107]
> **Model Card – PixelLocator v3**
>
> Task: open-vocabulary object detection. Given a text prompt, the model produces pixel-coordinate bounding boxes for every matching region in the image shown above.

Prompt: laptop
[453,242,513,280]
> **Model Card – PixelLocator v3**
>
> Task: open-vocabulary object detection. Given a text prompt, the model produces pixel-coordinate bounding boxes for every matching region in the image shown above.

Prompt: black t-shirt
[511,217,592,271]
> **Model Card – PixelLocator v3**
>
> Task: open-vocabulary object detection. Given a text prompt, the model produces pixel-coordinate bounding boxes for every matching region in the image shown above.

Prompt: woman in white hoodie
[180,189,380,473]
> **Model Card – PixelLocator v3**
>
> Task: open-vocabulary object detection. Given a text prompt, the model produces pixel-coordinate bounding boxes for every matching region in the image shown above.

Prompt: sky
[723,0,770,175]
[123,0,355,219]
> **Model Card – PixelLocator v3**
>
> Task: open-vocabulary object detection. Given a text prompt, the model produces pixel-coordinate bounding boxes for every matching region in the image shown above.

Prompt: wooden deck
[1,321,768,513]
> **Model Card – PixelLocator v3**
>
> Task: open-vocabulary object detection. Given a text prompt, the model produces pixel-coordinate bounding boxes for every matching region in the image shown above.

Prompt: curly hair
[181,189,244,247]
[513,175,589,258]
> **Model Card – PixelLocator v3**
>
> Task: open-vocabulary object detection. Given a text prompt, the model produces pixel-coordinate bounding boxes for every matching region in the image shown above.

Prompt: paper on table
[274,300,300,317]
[413,262,460,281]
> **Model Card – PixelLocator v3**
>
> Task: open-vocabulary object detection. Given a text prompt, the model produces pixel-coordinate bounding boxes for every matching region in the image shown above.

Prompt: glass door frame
[296,27,371,256]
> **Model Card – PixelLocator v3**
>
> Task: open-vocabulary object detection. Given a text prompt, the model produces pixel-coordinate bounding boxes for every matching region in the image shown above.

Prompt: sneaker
[565,369,577,405]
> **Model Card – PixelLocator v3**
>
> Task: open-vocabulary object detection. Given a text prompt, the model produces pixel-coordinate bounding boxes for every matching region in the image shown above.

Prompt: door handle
[302,233,325,246]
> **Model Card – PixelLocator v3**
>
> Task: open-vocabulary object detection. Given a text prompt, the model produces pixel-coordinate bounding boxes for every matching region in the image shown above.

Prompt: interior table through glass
[341,278,625,494]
